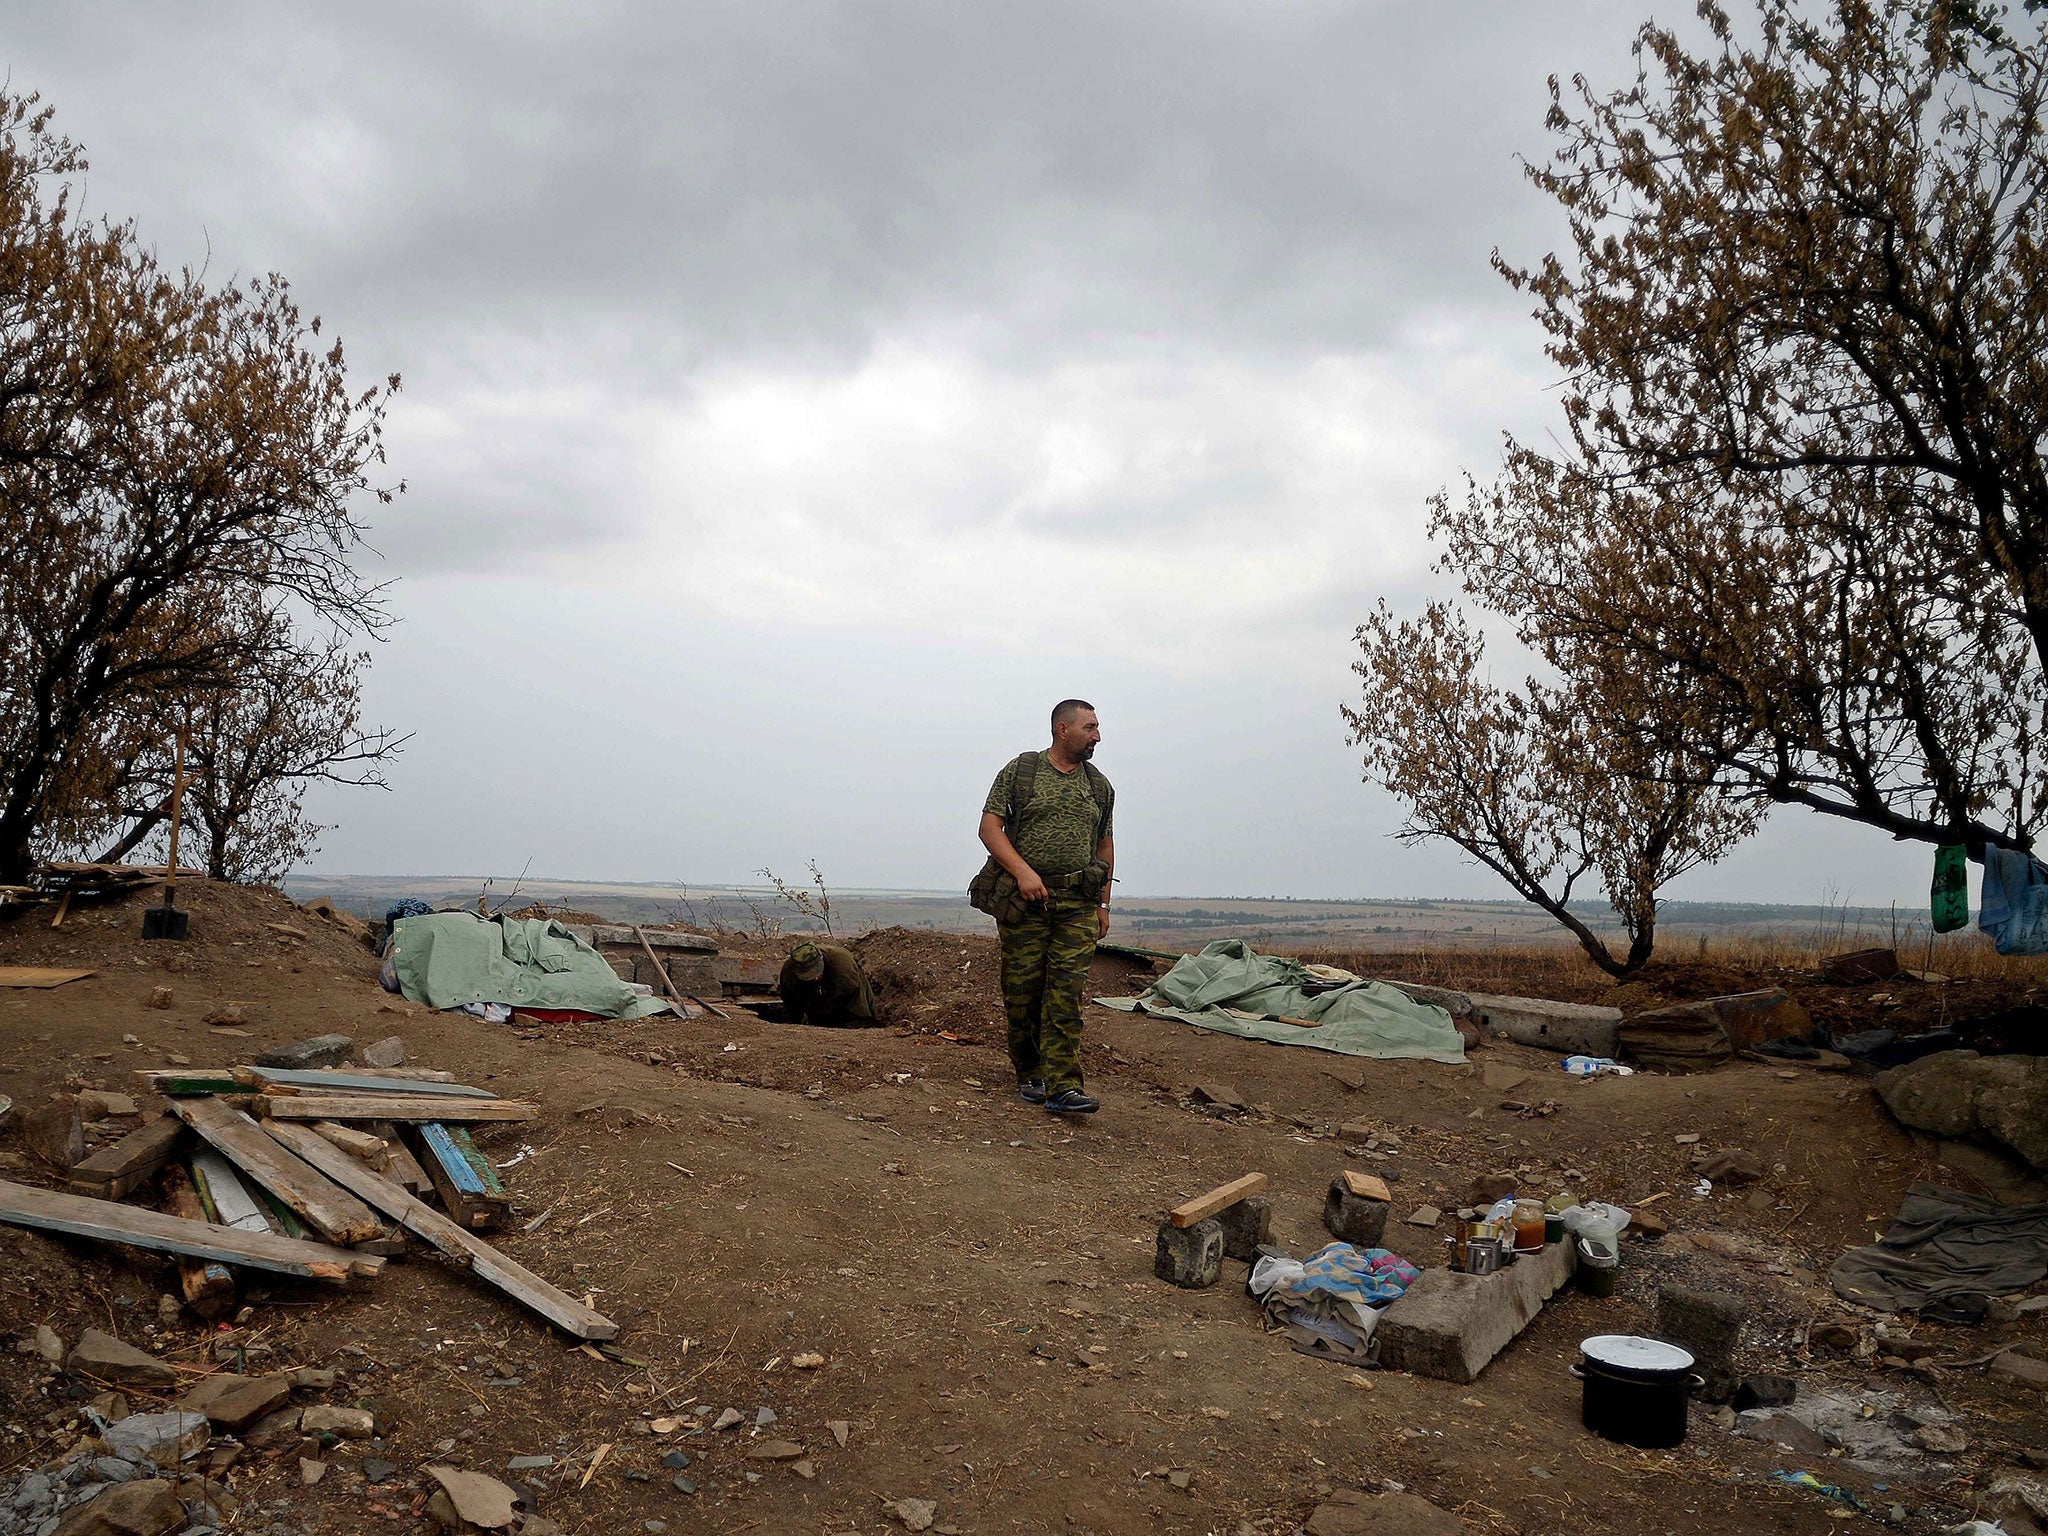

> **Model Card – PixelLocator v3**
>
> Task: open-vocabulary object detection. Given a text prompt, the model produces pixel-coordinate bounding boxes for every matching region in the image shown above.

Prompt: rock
[1188,1084,1246,1110]
[754,1405,777,1426]
[1912,1424,1969,1454]
[1977,1055,2048,1172]
[747,1439,804,1460]
[363,1457,399,1483]
[1809,1321,1859,1351]
[76,1091,138,1119]
[1733,1375,1797,1410]
[1305,1490,1468,1536]
[28,1323,64,1363]
[1214,1196,1272,1262]
[1992,1350,2048,1389]
[509,1455,556,1471]
[1876,1049,1986,1139]
[300,1459,326,1485]
[48,1480,187,1536]
[1700,989,1811,1049]
[254,1034,354,1070]
[1404,1205,1442,1229]
[69,1330,178,1390]
[100,1409,209,1466]
[146,987,174,1010]
[1820,947,1899,984]
[425,1466,520,1529]
[1735,1409,1832,1457]
[1697,1149,1765,1187]
[1630,1207,1669,1239]
[23,1095,85,1170]
[361,1036,406,1069]
[712,1408,743,1431]
[658,1451,689,1470]
[1375,1236,1576,1383]
[1480,1064,1530,1093]
[1656,1286,1747,1402]
[299,1405,375,1439]
[1617,1003,1732,1074]
[241,1408,305,1449]
[884,1498,937,1532]
[283,1367,335,1391]
[201,1003,245,1027]
[1322,1179,1390,1247]
[828,1420,851,1448]
[175,1373,289,1431]
[1154,1219,1224,1289]
[1465,1174,1517,1206]
[791,1350,825,1369]
[1466,993,1623,1057]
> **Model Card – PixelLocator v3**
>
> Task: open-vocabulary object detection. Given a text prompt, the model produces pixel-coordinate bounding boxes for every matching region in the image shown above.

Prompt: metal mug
[1465,1236,1505,1275]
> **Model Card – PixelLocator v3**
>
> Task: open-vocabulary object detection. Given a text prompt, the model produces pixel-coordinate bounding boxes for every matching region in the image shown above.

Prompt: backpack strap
[1005,750,1043,829]
[1081,761,1113,838]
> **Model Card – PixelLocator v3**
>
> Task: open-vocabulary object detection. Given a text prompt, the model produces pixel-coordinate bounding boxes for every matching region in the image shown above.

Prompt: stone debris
[425,1464,520,1529]
[69,1331,179,1391]
[99,1410,208,1467]
[1403,1205,1442,1229]
[299,1405,376,1439]
[362,1035,407,1068]
[884,1497,937,1532]
[254,1033,355,1070]
[174,1371,290,1431]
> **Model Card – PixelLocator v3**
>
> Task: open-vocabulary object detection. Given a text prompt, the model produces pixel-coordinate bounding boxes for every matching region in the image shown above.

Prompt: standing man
[974,700,1114,1114]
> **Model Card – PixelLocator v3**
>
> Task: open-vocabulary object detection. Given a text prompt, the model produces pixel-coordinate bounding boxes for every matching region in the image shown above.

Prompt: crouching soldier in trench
[972,699,1114,1114]
[777,939,879,1028]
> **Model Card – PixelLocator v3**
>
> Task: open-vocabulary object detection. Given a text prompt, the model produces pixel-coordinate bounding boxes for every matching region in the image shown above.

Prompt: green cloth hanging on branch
[1931,844,1969,933]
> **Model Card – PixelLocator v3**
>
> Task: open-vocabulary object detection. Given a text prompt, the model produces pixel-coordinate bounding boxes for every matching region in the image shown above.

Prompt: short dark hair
[1051,698,1095,731]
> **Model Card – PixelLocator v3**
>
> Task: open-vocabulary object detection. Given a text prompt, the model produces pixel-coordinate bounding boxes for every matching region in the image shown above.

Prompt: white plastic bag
[1561,1200,1631,1249]
[1249,1254,1305,1299]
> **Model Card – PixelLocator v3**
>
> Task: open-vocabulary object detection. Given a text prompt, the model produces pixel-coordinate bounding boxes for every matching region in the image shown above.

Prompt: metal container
[1571,1335,1703,1449]
[1464,1235,1506,1275]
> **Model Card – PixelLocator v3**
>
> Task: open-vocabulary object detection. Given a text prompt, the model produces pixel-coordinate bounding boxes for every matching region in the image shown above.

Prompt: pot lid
[1580,1334,1694,1372]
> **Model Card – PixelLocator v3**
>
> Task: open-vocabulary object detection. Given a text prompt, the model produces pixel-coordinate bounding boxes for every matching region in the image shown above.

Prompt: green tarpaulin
[1095,938,1465,1064]
[389,912,666,1018]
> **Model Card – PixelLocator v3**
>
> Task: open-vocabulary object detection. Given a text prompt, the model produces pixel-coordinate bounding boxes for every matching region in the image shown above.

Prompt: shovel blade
[141,904,189,942]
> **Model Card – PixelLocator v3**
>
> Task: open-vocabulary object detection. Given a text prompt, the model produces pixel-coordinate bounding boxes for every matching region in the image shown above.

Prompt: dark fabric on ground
[1828,1182,2048,1311]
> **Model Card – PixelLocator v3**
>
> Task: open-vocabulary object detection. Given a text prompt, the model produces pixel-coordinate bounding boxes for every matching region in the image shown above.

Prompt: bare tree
[0,90,399,881]
[1447,0,2048,856]
[1345,602,1759,975]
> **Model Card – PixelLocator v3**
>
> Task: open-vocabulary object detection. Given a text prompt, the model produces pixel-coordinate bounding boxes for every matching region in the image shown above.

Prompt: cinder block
[1154,1218,1224,1289]
[1216,1195,1272,1262]
[1656,1284,1747,1402]
[1323,1179,1389,1247]
[1375,1239,1577,1383]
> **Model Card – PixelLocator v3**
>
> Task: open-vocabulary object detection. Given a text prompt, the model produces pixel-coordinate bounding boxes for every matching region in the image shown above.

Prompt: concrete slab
[579,925,719,954]
[1465,994,1622,1057]
[1375,1240,1577,1383]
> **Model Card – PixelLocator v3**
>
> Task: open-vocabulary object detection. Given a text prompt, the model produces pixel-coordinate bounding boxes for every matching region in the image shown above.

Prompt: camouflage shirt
[983,753,1114,878]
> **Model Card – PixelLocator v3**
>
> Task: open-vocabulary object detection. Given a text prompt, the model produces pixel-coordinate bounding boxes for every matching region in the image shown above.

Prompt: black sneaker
[1043,1088,1099,1114]
[1016,1079,1049,1104]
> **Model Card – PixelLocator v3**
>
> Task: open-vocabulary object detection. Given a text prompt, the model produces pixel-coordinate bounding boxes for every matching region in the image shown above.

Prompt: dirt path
[2,882,2044,1535]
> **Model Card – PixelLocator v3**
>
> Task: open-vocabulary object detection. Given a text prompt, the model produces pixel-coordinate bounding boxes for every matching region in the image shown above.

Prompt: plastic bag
[1249,1254,1306,1299]
[1562,1055,1634,1077]
[1561,1201,1630,1248]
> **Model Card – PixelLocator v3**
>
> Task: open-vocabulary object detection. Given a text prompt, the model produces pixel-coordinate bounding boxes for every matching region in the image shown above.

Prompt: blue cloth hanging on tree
[1976,845,2048,955]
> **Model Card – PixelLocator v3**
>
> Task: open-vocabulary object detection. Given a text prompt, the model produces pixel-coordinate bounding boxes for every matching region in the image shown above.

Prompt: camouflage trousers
[998,895,1098,1094]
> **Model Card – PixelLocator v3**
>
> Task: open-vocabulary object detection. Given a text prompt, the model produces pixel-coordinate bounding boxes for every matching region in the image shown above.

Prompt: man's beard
[1079,742,1096,760]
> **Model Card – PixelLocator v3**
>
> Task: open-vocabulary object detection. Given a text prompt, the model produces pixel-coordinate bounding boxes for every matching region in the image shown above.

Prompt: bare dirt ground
[3,880,2045,1536]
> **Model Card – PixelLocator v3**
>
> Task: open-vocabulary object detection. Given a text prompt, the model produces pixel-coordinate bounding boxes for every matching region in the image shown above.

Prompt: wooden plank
[415,1123,511,1232]
[1168,1172,1270,1229]
[254,1094,536,1123]
[135,1070,252,1097]
[190,1150,272,1233]
[170,1097,385,1244]
[157,1163,235,1316]
[242,1067,491,1098]
[311,1122,387,1160]
[69,1113,184,1195]
[0,966,94,988]
[0,1178,381,1282]
[1341,1170,1392,1203]
[261,1122,615,1340]
[365,1121,434,1196]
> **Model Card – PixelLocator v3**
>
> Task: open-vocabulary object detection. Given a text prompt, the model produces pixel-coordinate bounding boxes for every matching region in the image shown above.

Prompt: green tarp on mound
[1096,938,1465,1064]
[389,912,665,1018]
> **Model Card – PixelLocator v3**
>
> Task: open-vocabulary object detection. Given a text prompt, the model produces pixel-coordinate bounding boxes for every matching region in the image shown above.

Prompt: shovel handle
[163,724,188,898]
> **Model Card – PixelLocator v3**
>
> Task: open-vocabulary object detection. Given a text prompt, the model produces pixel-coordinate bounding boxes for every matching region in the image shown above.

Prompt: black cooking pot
[1571,1335,1703,1449]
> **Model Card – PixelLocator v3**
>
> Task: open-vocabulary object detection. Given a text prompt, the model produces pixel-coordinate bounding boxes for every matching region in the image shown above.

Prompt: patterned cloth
[1292,1243,1421,1308]
[999,893,1099,1093]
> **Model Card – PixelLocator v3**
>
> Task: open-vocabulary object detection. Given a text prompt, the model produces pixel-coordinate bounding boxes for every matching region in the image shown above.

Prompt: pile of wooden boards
[0,1063,615,1340]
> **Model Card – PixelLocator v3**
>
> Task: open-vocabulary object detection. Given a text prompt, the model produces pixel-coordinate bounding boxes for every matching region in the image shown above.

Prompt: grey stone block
[1656,1284,1747,1402]
[360,1036,406,1069]
[254,1035,353,1071]
[1153,1219,1224,1288]
[1215,1195,1272,1262]
[582,925,720,954]
[1465,993,1623,1057]
[1322,1180,1389,1247]
[1375,1238,1577,1383]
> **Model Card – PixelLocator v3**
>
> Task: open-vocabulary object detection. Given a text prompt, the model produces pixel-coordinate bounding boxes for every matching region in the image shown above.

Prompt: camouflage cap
[789,940,826,981]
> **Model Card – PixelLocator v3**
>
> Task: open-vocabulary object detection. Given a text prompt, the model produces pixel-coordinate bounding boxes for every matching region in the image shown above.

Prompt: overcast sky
[8,3,1942,908]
